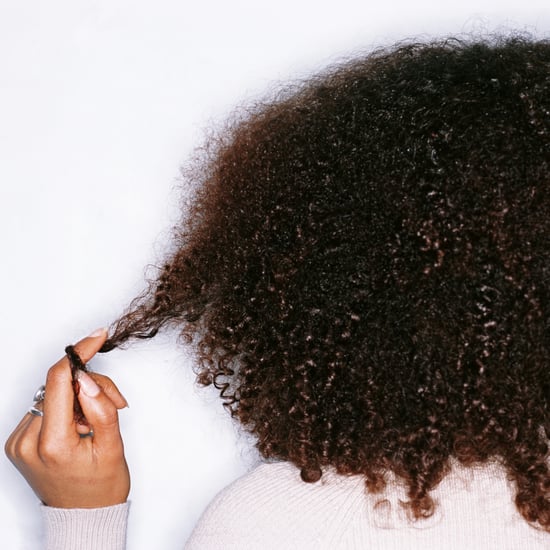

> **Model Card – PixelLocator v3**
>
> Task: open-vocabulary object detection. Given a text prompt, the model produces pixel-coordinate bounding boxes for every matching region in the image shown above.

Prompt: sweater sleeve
[40,502,129,550]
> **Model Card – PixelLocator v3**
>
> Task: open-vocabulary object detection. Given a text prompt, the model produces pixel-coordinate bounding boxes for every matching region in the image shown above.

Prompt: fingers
[76,371,123,451]
[89,373,129,410]
[41,329,109,442]
[5,415,35,463]
[9,412,36,441]
[70,328,109,364]
[5,404,44,471]
[75,374,127,434]
[4,330,131,509]
[16,414,43,460]
[8,328,126,455]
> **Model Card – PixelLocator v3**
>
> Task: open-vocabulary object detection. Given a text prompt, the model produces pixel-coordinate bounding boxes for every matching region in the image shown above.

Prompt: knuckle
[87,395,118,423]
[5,431,36,463]
[14,437,36,461]
[96,409,119,428]
[46,362,68,385]
[4,436,15,460]
[88,374,126,408]
[37,439,62,462]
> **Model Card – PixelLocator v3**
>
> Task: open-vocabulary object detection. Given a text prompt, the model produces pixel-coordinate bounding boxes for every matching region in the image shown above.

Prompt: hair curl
[101,36,550,528]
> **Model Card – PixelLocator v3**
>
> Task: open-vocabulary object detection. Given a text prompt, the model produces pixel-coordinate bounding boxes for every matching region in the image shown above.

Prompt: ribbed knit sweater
[42,461,548,549]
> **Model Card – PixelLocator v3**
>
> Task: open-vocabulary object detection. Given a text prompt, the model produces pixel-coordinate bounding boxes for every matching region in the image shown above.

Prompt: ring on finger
[29,384,46,417]
[28,405,44,417]
[33,385,46,402]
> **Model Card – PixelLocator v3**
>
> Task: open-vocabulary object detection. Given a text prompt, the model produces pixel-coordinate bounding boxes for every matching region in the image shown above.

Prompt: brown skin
[4,330,130,508]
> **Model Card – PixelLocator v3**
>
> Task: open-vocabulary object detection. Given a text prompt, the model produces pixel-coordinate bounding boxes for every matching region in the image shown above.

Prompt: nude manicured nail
[77,370,101,397]
[88,327,107,338]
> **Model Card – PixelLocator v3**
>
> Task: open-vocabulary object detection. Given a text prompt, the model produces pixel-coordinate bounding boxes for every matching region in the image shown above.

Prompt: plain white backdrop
[1,1,549,548]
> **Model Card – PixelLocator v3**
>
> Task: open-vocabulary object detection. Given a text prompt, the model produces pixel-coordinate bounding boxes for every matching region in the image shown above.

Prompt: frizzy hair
[101,36,550,527]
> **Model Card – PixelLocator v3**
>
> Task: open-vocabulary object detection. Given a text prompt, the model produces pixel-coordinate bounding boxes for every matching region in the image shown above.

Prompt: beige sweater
[42,461,549,549]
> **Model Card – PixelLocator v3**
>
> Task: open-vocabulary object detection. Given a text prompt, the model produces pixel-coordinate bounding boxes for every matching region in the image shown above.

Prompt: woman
[5,36,550,549]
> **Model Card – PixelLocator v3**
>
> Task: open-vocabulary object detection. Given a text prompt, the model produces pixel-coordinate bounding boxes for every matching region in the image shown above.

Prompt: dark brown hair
[101,36,550,528]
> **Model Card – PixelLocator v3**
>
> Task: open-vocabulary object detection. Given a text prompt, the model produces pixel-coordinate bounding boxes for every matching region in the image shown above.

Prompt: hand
[4,329,130,508]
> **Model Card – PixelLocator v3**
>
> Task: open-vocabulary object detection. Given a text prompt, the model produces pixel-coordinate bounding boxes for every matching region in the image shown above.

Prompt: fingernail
[77,371,101,397]
[88,327,107,338]
[119,392,130,408]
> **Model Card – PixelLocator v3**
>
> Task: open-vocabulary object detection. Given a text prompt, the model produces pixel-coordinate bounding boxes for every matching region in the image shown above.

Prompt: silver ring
[29,406,44,417]
[33,385,46,403]
[29,384,46,417]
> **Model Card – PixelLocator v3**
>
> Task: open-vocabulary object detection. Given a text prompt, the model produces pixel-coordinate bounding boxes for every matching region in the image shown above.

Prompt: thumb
[72,327,109,363]
[77,371,123,449]
[41,328,110,441]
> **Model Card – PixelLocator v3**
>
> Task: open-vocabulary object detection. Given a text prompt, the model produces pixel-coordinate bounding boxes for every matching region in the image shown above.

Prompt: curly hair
[101,36,550,528]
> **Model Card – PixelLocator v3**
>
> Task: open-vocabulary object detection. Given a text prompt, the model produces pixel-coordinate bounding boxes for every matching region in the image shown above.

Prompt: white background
[1,1,549,548]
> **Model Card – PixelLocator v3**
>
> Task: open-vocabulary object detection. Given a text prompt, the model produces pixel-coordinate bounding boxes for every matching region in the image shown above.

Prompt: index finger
[41,329,108,442]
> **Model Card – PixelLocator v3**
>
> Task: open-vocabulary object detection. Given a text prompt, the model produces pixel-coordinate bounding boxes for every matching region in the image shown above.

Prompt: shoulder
[201,460,303,503]
[184,461,366,549]
[184,460,549,550]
